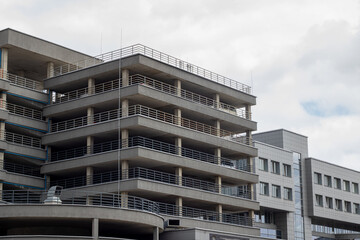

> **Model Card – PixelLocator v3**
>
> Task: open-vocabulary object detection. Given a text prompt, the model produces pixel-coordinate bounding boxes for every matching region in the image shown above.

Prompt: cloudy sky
[2,0,360,170]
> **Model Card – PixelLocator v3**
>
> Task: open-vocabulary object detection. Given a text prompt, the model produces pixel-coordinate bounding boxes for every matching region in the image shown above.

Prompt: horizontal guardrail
[3,161,42,177]
[53,74,250,119]
[52,44,252,94]
[50,104,252,146]
[0,189,254,227]
[0,70,43,91]
[7,102,43,120]
[50,167,253,200]
[50,136,251,172]
[1,131,43,149]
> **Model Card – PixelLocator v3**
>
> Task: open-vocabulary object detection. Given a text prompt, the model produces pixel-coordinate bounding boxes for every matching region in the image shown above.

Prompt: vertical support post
[1,48,8,78]
[122,69,129,87]
[87,136,94,155]
[0,152,4,170]
[0,182,3,201]
[47,146,51,163]
[174,79,181,96]
[214,93,220,109]
[216,204,223,222]
[121,129,129,148]
[153,227,159,240]
[215,176,222,194]
[0,121,5,140]
[47,62,54,78]
[87,107,94,125]
[86,166,94,185]
[214,120,221,137]
[92,218,99,240]
[248,209,255,226]
[121,160,129,180]
[121,192,128,208]
[121,99,129,117]
[0,92,6,109]
[88,78,95,95]
[175,167,182,186]
[245,104,251,120]
[176,197,183,216]
[214,148,221,165]
[174,108,181,125]
[46,175,51,190]
[175,137,182,156]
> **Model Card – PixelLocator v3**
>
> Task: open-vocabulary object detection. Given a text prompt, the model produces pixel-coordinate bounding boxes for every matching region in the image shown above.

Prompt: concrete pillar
[86,166,93,185]
[92,218,99,240]
[87,136,94,155]
[0,182,3,201]
[246,130,252,145]
[245,105,252,120]
[175,167,182,186]
[1,92,6,109]
[47,146,51,163]
[121,192,128,208]
[248,182,254,200]
[214,148,221,165]
[0,152,4,170]
[248,209,255,222]
[87,107,94,125]
[0,121,5,140]
[214,120,221,137]
[47,62,54,78]
[176,197,183,216]
[214,93,220,109]
[247,156,254,173]
[121,99,129,117]
[153,227,159,240]
[121,129,129,148]
[122,69,129,87]
[174,108,181,125]
[121,160,129,180]
[46,175,51,190]
[216,204,223,222]
[1,48,8,73]
[215,176,222,194]
[175,137,182,156]
[174,79,181,96]
[88,78,95,95]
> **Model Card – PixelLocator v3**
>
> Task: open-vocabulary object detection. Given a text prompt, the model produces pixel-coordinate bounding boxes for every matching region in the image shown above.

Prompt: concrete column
[47,146,51,163]
[121,99,129,117]
[0,121,5,140]
[0,182,3,201]
[47,62,54,78]
[174,79,181,96]
[86,166,94,185]
[153,227,159,240]
[174,108,181,125]
[88,78,95,95]
[214,93,220,109]
[122,69,129,87]
[214,120,221,137]
[175,167,182,186]
[176,197,183,216]
[248,209,255,225]
[175,137,182,156]
[121,129,129,148]
[245,105,252,120]
[246,130,252,145]
[0,152,4,170]
[87,136,94,155]
[247,156,254,173]
[121,160,129,180]
[46,175,51,190]
[92,218,99,240]
[214,148,221,165]
[87,107,94,125]
[216,204,223,222]
[1,92,6,109]
[215,176,222,194]
[1,48,8,73]
[248,182,254,200]
[121,192,128,208]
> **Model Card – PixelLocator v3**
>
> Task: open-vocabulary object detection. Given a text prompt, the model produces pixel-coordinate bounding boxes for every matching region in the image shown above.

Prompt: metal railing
[50,136,251,172]
[0,189,254,227]
[50,104,252,146]
[159,202,253,226]
[52,74,250,119]
[50,167,253,200]
[2,131,43,149]
[0,70,43,91]
[53,44,252,94]
[6,102,43,120]
[3,161,42,177]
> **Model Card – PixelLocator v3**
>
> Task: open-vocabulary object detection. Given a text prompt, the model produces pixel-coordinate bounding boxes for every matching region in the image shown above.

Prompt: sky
[1,0,360,170]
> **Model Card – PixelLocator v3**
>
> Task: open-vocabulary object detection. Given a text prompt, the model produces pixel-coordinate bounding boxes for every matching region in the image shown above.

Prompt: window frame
[343,180,350,192]
[352,182,359,194]
[324,175,332,188]
[334,178,342,190]
[335,199,343,211]
[260,182,269,196]
[314,172,322,185]
[344,201,352,213]
[283,164,292,177]
[259,158,268,172]
[325,197,333,209]
[315,194,323,207]
[272,184,281,198]
[284,187,292,201]
[271,160,280,175]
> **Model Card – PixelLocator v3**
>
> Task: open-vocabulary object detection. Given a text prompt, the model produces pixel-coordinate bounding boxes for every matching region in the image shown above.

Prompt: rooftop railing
[7,102,43,121]
[50,104,252,146]
[52,44,252,94]
[3,161,42,177]
[50,167,253,200]
[0,70,43,92]
[53,74,250,119]
[0,189,254,227]
[2,131,43,149]
[50,136,251,172]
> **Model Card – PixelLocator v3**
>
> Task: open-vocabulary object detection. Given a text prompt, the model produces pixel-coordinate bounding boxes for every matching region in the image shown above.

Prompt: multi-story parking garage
[0,28,261,240]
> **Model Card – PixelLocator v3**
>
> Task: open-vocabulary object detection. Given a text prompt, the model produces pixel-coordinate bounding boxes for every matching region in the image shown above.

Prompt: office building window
[324,175,332,187]
[284,187,292,200]
[314,172,322,185]
[271,161,280,175]
[344,201,351,213]
[354,203,360,214]
[272,185,281,198]
[259,158,268,172]
[315,194,323,207]
[260,182,269,196]
[352,182,359,194]
[344,180,350,192]
[334,178,341,190]
[325,197,333,209]
[335,199,342,211]
[283,164,291,177]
